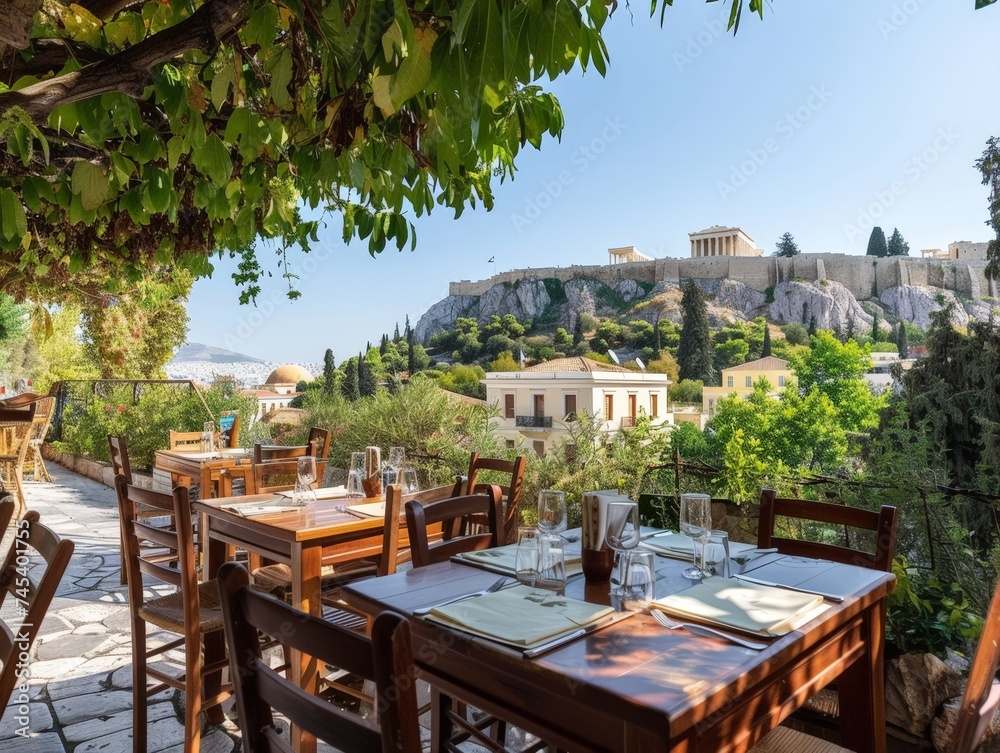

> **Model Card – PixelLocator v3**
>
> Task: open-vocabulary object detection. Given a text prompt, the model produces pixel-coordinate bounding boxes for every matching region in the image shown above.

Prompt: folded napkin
[276,485,349,501]
[340,500,387,518]
[455,544,583,576]
[426,584,613,648]
[642,532,756,563]
[223,504,301,517]
[653,577,823,636]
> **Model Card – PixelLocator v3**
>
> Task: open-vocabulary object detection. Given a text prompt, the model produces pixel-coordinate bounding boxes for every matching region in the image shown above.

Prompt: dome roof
[264,364,314,385]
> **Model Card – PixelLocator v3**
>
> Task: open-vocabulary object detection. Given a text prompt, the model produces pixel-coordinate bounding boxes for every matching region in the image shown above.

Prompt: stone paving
[0,467,239,753]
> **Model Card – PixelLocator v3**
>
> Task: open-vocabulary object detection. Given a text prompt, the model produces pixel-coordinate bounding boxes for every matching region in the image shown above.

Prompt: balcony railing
[620,416,637,428]
[515,415,553,429]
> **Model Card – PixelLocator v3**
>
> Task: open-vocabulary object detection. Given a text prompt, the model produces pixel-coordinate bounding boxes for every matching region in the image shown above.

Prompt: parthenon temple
[689,225,761,258]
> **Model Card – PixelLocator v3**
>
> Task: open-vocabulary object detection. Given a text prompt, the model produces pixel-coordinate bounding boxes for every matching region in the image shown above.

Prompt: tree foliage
[774,231,800,257]
[887,227,910,257]
[677,279,715,384]
[976,136,1000,281]
[866,226,888,257]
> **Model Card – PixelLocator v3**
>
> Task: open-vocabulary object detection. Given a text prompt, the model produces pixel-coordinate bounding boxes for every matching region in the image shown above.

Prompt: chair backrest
[107,434,133,485]
[169,430,207,452]
[376,480,464,576]
[115,476,199,618]
[218,562,420,753]
[307,427,331,459]
[27,396,54,442]
[252,458,327,495]
[952,576,1000,753]
[466,452,526,544]
[405,486,502,568]
[0,499,75,707]
[756,488,898,572]
[252,443,312,465]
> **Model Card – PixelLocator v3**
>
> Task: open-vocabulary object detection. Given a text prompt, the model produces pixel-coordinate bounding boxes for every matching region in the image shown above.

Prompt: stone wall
[449,254,989,301]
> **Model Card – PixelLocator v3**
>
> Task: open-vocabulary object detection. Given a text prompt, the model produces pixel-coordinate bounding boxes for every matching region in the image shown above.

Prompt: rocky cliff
[416,267,998,345]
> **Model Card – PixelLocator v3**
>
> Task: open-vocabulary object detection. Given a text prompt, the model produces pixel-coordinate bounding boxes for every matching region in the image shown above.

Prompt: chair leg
[185,631,203,753]
[202,630,226,725]
[132,619,147,753]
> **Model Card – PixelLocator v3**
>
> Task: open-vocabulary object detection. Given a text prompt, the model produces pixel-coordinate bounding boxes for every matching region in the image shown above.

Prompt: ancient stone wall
[448,255,988,300]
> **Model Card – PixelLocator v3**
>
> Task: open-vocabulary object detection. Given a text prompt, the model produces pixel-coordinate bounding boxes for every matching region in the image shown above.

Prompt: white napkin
[223,504,301,517]
[276,485,348,501]
[642,532,756,563]
[340,500,387,518]
[456,544,583,576]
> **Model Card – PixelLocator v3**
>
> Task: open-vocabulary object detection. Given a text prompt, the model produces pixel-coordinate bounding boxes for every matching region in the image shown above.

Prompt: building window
[650,394,659,418]
[505,439,516,449]
[745,376,752,387]
[533,394,545,417]
[604,394,614,421]
[564,393,577,420]
[628,394,637,419]
[504,394,515,419]
[778,376,785,387]
[727,376,733,388]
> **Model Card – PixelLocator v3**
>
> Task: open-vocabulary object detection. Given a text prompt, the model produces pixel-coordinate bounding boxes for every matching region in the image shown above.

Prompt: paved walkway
[0,467,238,753]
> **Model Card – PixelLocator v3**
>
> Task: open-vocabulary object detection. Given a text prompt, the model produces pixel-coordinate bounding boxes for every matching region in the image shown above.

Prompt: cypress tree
[761,325,772,357]
[359,352,377,397]
[379,334,388,355]
[845,318,855,343]
[677,279,716,384]
[322,348,336,395]
[407,329,416,374]
[404,315,411,341]
[808,314,817,337]
[341,359,359,402]
[866,227,888,257]
[871,311,880,343]
[573,316,585,346]
[887,228,910,257]
[897,321,908,358]
[393,322,401,341]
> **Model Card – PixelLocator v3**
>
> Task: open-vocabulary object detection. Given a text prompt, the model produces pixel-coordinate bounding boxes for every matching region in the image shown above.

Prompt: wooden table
[342,555,895,753]
[194,493,393,753]
[154,448,251,498]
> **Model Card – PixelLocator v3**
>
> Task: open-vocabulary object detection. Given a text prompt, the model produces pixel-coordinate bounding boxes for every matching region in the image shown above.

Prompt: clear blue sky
[185,2,1000,363]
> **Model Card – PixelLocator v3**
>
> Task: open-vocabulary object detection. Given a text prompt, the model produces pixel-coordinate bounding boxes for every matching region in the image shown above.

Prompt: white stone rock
[413,294,478,344]
[769,280,876,335]
[880,285,969,330]
[477,278,551,323]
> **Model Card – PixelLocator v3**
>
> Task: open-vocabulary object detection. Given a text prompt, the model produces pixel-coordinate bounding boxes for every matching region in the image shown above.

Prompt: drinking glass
[679,493,712,580]
[293,456,317,506]
[515,526,540,587]
[535,535,567,594]
[615,550,655,612]
[537,490,568,534]
[388,446,405,478]
[381,464,397,489]
[347,452,366,499]
[705,530,731,578]
[606,501,641,605]
[401,467,419,495]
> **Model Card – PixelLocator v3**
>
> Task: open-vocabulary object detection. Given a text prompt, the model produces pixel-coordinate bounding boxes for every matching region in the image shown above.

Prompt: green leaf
[242,4,279,47]
[143,168,172,214]
[0,189,27,240]
[211,63,234,112]
[389,28,436,111]
[267,48,293,107]
[71,161,109,211]
[194,134,233,187]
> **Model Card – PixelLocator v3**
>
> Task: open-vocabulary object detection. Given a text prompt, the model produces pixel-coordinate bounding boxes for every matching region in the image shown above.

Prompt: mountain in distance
[172,342,265,363]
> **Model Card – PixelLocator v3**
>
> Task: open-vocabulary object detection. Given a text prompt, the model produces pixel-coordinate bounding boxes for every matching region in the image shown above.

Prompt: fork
[649,609,768,650]
[414,577,509,615]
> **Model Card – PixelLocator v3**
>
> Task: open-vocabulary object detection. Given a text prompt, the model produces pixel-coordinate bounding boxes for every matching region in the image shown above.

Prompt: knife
[733,573,845,603]
[522,628,588,658]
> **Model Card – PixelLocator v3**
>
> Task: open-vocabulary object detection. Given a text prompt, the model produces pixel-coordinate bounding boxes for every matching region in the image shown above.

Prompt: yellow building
[702,356,794,414]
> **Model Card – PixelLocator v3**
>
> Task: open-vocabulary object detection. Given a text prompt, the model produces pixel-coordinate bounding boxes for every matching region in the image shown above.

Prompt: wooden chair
[108,434,133,484]
[466,452,526,545]
[952,573,1000,753]
[252,442,313,465]
[115,476,231,753]
[169,429,209,452]
[0,499,74,708]
[307,426,331,458]
[757,488,898,572]
[405,486,502,569]
[0,401,37,518]
[218,562,420,753]
[749,489,899,753]
[251,458,327,496]
[23,396,55,482]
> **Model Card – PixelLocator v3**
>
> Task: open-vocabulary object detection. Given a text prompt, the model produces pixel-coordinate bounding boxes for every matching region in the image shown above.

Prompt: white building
[689,225,761,258]
[483,357,671,457]
[865,351,913,393]
[247,364,313,422]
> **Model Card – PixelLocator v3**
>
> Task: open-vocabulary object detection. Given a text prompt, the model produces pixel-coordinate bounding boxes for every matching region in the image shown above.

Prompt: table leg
[200,517,228,725]
[290,542,322,753]
[838,601,887,753]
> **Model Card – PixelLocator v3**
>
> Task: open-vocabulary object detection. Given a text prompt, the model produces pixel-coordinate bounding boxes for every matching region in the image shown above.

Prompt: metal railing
[515,415,552,429]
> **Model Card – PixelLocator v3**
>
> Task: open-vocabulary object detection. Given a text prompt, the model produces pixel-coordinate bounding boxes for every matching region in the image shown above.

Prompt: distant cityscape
[166,343,321,388]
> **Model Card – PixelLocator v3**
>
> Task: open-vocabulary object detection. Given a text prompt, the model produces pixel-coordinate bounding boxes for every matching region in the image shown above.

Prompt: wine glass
[537,490,567,534]
[679,493,712,580]
[293,456,317,506]
[606,502,641,608]
[347,452,366,499]
[388,446,405,480]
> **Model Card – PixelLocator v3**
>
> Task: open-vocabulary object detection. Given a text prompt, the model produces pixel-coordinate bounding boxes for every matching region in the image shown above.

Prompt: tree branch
[0,0,249,124]
[78,0,146,20]
[0,0,42,52]
[1,39,106,84]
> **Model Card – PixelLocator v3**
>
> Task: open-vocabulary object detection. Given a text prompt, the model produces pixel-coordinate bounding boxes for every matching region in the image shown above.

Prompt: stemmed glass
[293,456,317,506]
[388,447,405,484]
[347,452,366,499]
[606,502,641,607]
[679,493,712,580]
[537,490,567,535]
